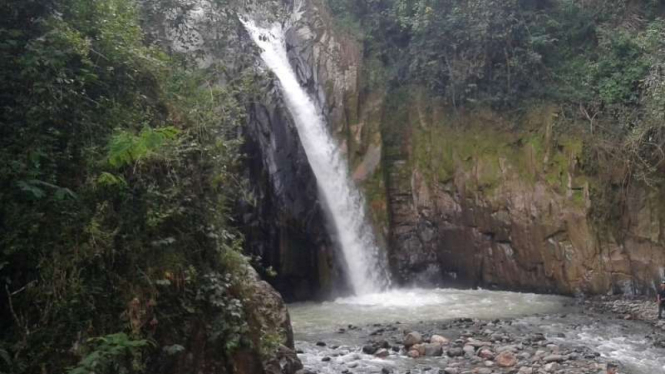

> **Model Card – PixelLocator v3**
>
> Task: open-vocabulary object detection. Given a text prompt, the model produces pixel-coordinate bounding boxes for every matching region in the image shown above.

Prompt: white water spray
[242,18,390,295]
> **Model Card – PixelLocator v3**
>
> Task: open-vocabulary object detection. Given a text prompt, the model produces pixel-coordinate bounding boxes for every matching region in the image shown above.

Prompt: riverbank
[289,290,665,374]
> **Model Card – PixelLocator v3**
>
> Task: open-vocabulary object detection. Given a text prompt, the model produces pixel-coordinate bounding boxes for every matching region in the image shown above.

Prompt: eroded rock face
[241,77,344,301]
[379,94,665,295]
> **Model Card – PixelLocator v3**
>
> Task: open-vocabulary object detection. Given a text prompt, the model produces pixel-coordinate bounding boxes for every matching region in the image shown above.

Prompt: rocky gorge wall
[374,88,665,296]
[233,0,665,298]
[263,0,665,297]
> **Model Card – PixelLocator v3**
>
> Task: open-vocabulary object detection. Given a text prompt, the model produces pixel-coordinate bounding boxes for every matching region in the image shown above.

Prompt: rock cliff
[377,89,665,295]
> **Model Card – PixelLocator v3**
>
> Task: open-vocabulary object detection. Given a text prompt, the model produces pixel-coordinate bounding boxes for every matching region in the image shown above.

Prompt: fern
[108,126,180,168]
[68,333,149,374]
[96,172,128,188]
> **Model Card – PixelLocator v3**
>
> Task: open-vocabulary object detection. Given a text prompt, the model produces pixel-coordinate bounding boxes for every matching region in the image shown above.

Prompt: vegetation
[0,0,268,373]
[325,0,665,222]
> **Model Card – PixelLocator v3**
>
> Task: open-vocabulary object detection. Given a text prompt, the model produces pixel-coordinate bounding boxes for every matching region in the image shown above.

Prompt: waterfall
[241,18,390,295]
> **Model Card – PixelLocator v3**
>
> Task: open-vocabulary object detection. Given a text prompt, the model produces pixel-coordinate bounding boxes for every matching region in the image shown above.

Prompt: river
[289,289,665,374]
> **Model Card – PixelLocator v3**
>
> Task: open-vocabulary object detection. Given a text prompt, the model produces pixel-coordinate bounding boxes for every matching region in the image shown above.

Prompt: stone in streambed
[375,348,390,358]
[362,344,378,354]
[430,335,450,345]
[423,343,443,356]
[411,343,428,356]
[543,354,565,363]
[496,351,517,367]
[447,348,464,357]
[407,349,420,358]
[478,348,495,359]
[404,331,423,347]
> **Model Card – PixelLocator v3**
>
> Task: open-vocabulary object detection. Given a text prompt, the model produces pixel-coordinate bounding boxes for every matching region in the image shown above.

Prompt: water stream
[241,17,389,295]
[289,289,665,374]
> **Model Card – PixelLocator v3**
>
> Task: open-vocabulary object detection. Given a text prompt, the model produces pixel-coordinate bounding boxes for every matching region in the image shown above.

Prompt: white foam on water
[289,288,571,333]
[241,17,390,295]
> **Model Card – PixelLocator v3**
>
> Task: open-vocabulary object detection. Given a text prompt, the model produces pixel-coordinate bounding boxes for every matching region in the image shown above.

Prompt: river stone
[375,348,390,358]
[517,367,533,374]
[543,354,565,363]
[423,343,443,356]
[463,345,475,356]
[467,338,491,348]
[411,343,426,356]
[478,348,495,359]
[431,335,450,345]
[362,344,378,354]
[497,344,519,353]
[447,348,464,357]
[496,351,517,367]
[404,332,423,347]
[264,345,303,374]
[443,368,459,374]
[407,349,420,359]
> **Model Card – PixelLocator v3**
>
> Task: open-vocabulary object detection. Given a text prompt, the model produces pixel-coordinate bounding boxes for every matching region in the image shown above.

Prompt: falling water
[242,18,390,294]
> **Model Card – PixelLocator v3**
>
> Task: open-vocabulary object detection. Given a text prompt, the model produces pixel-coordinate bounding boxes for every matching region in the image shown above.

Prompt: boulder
[411,343,426,356]
[423,343,443,357]
[404,332,423,347]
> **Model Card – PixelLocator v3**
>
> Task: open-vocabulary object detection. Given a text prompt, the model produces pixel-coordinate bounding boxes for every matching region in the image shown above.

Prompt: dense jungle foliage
[0,0,276,373]
[326,0,665,221]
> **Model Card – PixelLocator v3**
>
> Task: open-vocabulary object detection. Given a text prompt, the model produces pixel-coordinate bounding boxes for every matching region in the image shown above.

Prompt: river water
[289,289,665,374]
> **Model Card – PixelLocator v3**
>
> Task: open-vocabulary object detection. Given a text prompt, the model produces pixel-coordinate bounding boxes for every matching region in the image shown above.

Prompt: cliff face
[376,88,665,295]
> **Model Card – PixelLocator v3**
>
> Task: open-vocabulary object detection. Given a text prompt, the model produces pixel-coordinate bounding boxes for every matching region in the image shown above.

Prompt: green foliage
[197,273,250,352]
[0,0,257,373]
[108,126,180,168]
[332,0,665,188]
[68,334,149,374]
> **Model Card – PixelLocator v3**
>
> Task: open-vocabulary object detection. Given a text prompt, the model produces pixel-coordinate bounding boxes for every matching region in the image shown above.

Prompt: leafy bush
[0,0,256,373]
[68,334,149,374]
